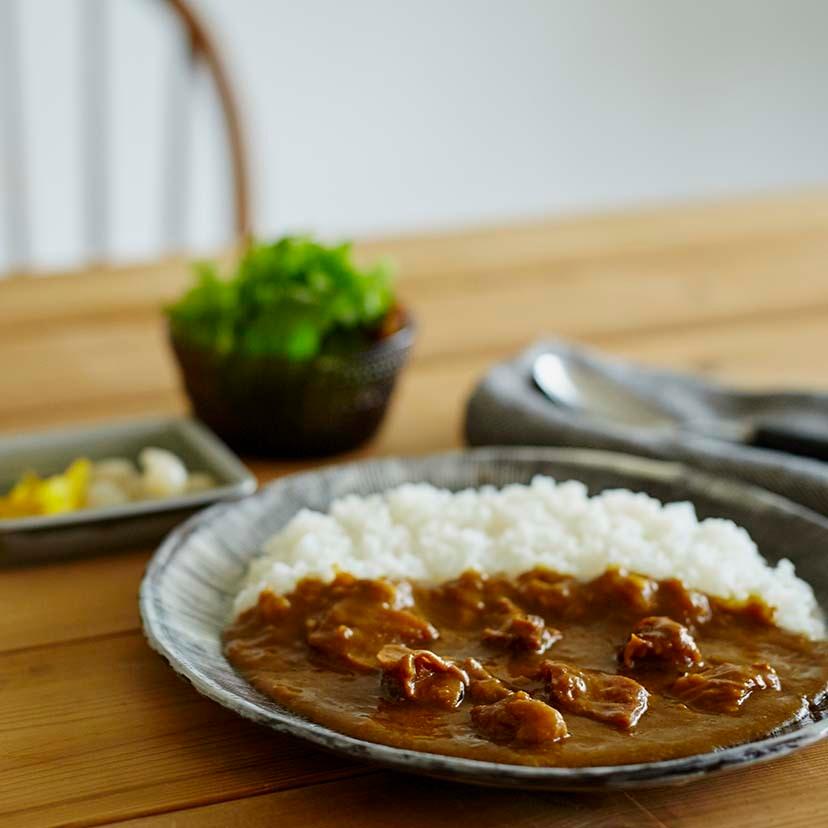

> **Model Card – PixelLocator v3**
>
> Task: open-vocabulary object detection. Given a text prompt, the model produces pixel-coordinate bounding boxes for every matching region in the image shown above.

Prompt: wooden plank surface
[0,634,368,828]
[115,744,828,828]
[3,191,828,827]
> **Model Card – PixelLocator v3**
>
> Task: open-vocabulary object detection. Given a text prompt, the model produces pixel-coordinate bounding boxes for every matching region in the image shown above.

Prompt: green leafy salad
[167,237,396,360]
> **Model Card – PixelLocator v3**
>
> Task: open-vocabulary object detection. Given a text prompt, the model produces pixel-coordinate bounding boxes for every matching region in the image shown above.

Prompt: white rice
[234,476,824,639]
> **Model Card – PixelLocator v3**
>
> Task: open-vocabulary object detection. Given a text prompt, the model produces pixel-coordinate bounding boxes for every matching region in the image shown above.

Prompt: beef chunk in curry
[621,616,703,670]
[482,599,560,654]
[462,657,514,704]
[538,660,649,730]
[516,571,581,617]
[590,570,659,614]
[656,579,713,627]
[471,691,569,745]
[673,661,781,713]
[427,571,490,627]
[377,644,469,708]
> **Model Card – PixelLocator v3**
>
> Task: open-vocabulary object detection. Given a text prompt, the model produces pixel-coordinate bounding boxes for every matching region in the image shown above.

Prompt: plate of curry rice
[140,448,828,789]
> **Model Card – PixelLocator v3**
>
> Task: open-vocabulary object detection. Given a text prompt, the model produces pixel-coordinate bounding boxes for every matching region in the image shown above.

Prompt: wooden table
[4,191,828,827]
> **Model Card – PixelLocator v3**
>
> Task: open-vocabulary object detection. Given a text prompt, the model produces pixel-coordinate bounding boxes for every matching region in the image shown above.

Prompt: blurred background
[2,0,828,273]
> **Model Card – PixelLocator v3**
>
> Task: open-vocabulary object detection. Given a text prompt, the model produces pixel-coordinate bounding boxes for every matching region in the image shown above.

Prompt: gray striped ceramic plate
[140,447,828,790]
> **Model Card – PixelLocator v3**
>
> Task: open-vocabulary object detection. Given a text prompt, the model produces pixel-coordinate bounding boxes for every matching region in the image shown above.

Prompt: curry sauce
[224,569,828,767]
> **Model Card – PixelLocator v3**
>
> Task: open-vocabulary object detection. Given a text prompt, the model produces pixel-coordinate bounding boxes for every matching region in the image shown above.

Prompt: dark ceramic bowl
[169,313,415,458]
[140,447,828,790]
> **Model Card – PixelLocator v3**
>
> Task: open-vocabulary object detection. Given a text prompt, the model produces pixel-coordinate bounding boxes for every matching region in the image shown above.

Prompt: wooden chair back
[0,0,251,274]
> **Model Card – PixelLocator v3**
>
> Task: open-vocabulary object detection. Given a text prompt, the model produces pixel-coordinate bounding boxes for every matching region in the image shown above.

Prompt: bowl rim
[139,446,828,789]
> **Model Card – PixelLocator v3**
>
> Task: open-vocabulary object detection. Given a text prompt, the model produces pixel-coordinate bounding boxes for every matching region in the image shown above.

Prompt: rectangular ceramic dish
[0,416,256,566]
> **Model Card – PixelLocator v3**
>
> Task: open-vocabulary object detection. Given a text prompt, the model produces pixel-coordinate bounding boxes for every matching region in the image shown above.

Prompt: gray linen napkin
[465,340,828,515]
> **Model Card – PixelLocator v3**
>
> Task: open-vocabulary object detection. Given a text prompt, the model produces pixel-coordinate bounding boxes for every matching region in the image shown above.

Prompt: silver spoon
[532,352,828,461]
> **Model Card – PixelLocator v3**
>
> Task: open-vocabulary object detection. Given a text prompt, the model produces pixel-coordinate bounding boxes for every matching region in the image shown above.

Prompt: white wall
[3,0,828,272]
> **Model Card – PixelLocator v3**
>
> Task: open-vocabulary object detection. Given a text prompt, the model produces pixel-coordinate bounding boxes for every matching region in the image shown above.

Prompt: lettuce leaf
[166,237,395,360]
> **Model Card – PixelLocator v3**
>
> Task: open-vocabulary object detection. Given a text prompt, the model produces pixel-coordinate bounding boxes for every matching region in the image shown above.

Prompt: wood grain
[4,190,828,828]
[112,771,662,828]
[0,550,148,653]
[110,744,828,828]
[0,633,368,828]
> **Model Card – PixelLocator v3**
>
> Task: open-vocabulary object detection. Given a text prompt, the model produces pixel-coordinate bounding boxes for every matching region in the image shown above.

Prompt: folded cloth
[465,340,828,515]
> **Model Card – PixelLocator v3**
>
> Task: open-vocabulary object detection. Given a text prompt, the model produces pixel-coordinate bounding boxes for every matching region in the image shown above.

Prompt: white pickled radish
[86,478,130,508]
[139,448,188,498]
[93,457,137,483]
